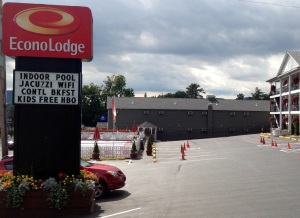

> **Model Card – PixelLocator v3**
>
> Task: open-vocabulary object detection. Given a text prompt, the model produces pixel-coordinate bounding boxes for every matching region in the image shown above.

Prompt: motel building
[267,51,300,136]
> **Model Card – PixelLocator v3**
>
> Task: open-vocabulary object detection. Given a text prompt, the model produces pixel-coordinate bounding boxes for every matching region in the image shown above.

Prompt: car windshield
[80,159,93,167]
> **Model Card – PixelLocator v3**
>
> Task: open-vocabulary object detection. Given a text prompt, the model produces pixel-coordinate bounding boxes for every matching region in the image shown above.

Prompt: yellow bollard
[153,144,157,162]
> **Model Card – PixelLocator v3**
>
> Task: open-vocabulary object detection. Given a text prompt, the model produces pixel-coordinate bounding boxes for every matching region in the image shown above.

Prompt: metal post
[0,0,8,157]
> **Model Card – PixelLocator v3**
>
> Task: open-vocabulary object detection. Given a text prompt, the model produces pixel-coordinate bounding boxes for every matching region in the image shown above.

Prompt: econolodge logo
[2,3,93,61]
[14,7,81,35]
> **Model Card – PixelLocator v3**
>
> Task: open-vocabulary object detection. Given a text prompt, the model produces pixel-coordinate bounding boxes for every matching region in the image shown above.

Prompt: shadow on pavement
[96,190,131,203]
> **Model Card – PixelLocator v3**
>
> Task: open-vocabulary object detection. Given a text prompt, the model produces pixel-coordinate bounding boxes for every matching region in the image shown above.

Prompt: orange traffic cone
[288,143,291,149]
[187,140,190,148]
[260,137,263,143]
[262,138,265,144]
[181,145,186,160]
[271,140,274,146]
[274,141,278,147]
[183,143,186,151]
[181,145,183,154]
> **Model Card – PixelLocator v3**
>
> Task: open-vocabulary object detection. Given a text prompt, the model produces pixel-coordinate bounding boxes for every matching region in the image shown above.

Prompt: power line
[238,0,300,9]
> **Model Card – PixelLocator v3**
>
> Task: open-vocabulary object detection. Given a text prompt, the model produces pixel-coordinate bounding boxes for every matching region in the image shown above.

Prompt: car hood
[85,163,121,172]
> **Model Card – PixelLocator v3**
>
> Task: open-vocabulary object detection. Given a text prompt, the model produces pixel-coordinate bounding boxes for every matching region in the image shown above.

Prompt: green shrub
[147,134,154,151]
[93,141,100,154]
[131,141,137,153]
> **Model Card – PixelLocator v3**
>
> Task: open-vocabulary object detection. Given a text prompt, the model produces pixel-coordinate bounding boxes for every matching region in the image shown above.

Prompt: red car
[0,156,126,198]
[80,159,126,198]
[0,155,13,172]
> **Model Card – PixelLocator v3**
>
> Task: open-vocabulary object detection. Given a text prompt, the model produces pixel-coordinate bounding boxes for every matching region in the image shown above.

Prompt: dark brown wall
[108,108,269,141]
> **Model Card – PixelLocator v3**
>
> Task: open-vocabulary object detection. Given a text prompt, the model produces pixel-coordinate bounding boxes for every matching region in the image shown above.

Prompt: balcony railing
[291,104,299,111]
[270,105,279,112]
[282,105,288,111]
[281,86,289,93]
[292,83,299,91]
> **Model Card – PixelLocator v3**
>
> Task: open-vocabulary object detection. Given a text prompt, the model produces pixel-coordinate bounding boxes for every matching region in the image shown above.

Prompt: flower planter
[282,80,288,86]
[0,190,95,217]
[292,96,298,104]
[92,153,100,160]
[293,77,299,84]
[130,153,138,159]
[282,98,288,105]
[269,117,276,123]
[270,85,276,92]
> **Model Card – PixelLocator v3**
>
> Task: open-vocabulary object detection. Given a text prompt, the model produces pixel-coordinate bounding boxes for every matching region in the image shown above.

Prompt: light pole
[0,0,8,157]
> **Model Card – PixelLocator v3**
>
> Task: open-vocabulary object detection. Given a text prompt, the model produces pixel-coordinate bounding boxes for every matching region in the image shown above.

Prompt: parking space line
[101,207,141,217]
[158,157,228,164]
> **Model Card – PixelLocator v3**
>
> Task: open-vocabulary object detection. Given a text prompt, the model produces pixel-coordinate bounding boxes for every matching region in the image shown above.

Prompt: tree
[123,88,135,97]
[82,75,135,126]
[174,91,187,98]
[103,75,129,97]
[81,83,105,127]
[251,87,270,100]
[236,93,244,100]
[186,83,205,99]
[112,75,126,97]
[157,93,175,98]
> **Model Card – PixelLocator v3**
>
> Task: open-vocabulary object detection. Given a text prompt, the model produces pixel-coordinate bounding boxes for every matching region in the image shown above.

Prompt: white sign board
[14,71,80,105]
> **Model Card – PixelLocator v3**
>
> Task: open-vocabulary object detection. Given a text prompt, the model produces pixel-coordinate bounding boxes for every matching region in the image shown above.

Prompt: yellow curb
[100,158,125,160]
[82,157,126,161]
[291,138,297,140]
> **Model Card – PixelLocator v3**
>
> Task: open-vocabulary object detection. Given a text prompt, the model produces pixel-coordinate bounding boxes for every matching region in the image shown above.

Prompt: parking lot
[70,133,300,218]
[2,134,300,218]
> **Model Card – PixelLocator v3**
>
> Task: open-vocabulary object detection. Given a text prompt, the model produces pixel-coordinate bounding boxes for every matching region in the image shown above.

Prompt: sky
[3,0,300,99]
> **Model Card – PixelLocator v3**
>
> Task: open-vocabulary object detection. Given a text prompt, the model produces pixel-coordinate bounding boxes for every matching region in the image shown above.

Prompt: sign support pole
[0,0,8,157]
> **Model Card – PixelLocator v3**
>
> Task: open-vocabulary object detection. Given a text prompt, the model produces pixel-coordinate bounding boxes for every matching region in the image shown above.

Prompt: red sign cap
[2,2,93,62]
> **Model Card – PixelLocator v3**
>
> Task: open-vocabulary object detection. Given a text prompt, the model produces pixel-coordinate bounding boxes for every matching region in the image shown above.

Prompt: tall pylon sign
[2,2,93,178]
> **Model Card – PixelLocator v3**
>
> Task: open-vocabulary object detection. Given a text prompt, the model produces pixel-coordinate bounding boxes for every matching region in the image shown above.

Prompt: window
[244,112,249,116]
[187,111,193,115]
[202,111,207,116]
[202,128,207,132]
[158,111,164,115]
[4,161,13,171]
[187,128,193,132]
[230,112,235,116]
[143,111,149,115]
[158,128,164,132]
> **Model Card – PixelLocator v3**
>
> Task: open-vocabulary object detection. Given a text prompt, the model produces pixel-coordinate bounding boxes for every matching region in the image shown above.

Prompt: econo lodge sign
[2,2,93,61]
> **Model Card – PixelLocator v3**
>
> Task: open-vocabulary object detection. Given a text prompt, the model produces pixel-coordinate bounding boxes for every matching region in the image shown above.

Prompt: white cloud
[3,0,299,99]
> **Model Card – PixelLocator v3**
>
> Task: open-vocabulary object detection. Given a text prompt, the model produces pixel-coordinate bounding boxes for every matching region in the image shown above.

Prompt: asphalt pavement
[70,133,300,218]
[3,134,300,218]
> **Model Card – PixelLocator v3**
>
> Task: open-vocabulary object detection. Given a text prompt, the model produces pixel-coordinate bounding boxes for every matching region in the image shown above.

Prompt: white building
[267,51,300,135]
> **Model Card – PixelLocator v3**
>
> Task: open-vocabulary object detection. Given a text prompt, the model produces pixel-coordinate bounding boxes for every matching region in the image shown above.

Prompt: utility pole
[0,0,8,157]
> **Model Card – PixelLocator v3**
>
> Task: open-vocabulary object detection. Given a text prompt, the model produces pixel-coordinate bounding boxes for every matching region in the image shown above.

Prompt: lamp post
[0,0,8,157]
